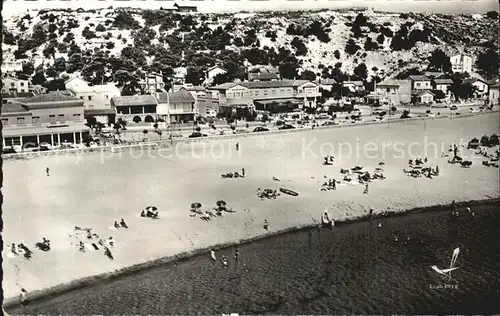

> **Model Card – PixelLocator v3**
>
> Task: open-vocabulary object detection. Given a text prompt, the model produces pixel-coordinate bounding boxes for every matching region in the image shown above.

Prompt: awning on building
[84,108,117,116]
[3,125,90,137]
[254,98,301,105]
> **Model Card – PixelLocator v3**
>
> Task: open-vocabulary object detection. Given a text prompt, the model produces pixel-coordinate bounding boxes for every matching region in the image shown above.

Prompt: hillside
[2,7,499,91]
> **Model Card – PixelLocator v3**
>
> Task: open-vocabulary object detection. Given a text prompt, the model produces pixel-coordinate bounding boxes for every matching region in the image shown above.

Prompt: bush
[486,11,499,19]
[334,50,340,59]
[291,37,308,56]
[345,39,360,55]
[95,24,106,32]
[400,110,411,119]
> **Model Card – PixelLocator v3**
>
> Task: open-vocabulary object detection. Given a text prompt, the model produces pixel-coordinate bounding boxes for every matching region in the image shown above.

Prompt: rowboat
[279,188,298,196]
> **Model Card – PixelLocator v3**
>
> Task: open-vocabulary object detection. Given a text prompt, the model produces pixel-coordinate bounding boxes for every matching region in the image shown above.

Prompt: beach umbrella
[146,206,158,211]
[191,202,202,209]
[216,200,227,207]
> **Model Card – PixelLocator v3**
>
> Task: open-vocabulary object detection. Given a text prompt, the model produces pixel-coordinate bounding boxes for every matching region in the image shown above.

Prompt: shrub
[95,24,106,32]
[345,39,361,55]
[334,50,340,59]
[486,11,499,19]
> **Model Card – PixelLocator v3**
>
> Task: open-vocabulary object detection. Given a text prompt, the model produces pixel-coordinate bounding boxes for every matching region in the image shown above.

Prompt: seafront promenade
[2,113,499,306]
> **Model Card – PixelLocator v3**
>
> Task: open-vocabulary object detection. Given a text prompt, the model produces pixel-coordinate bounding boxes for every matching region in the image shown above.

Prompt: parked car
[188,132,208,138]
[450,105,458,111]
[253,127,270,133]
[39,142,53,149]
[321,121,337,126]
[469,108,479,113]
[2,147,17,154]
[278,124,296,130]
[316,114,330,120]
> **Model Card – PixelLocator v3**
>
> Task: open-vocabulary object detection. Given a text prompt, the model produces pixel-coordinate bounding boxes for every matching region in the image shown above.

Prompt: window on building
[2,118,9,125]
[20,89,25,92]
[255,90,260,96]
[416,82,421,87]
[280,89,284,94]
[20,82,25,86]
[73,114,81,121]
[271,89,276,95]
[88,96,92,101]
[32,116,40,125]
[16,117,26,125]
[80,96,84,100]
[11,83,15,87]
[105,95,109,99]
[263,90,268,96]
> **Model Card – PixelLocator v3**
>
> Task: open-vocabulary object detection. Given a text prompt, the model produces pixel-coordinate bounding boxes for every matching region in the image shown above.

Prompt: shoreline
[2,111,496,161]
[3,197,498,309]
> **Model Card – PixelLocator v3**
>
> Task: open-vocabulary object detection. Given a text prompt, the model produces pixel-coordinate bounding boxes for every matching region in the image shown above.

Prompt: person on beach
[120,218,128,228]
[210,249,216,262]
[46,167,50,176]
[108,237,115,247]
[141,210,146,217]
[236,142,239,151]
[377,222,382,228]
[241,168,245,178]
[436,166,440,176]
[264,219,269,231]
[257,188,262,198]
[79,241,85,252]
[20,288,28,307]
[364,183,369,194]
[221,255,228,268]
[104,246,114,260]
[369,208,374,219]
[114,221,120,229]
[234,248,239,261]
[11,243,18,256]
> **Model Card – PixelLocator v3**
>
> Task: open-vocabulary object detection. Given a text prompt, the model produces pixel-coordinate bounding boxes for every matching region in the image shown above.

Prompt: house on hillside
[173,3,198,12]
[156,89,197,123]
[1,60,23,73]
[450,53,473,74]
[111,95,158,124]
[66,78,120,124]
[319,79,336,91]
[464,78,489,99]
[413,90,435,105]
[374,80,400,105]
[1,92,89,148]
[204,65,227,83]
[342,81,364,93]
[2,77,29,94]
[139,72,165,94]
[409,75,432,90]
[432,78,454,94]
[2,91,36,104]
[248,68,280,82]
[423,71,444,79]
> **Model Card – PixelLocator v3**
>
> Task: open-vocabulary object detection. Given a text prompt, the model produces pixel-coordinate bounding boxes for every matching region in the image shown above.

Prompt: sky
[1,0,499,19]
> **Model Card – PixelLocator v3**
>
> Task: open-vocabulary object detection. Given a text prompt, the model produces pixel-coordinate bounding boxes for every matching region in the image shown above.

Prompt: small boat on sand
[279,188,298,196]
[321,211,334,228]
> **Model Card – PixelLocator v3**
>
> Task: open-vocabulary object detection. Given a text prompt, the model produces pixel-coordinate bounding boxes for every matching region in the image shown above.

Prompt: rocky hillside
[2,7,498,91]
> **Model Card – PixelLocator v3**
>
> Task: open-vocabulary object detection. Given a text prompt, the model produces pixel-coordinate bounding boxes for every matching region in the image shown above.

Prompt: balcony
[169,108,196,114]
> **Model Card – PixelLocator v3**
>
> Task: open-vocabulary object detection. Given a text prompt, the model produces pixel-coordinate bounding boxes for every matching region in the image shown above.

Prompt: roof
[91,84,120,94]
[320,79,337,85]
[1,103,29,113]
[248,72,280,81]
[409,75,430,81]
[464,78,487,85]
[490,83,500,89]
[2,124,90,137]
[18,92,81,104]
[111,95,157,107]
[180,86,206,92]
[210,80,316,91]
[205,65,227,73]
[1,91,36,98]
[377,80,400,87]
[84,108,117,116]
[2,76,27,82]
[433,78,454,84]
[343,81,364,86]
[158,90,195,103]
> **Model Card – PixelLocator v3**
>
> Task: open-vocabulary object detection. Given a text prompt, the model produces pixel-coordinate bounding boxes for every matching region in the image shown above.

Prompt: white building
[409,75,432,90]
[1,77,30,94]
[450,54,473,74]
[1,60,23,73]
[464,78,489,99]
[65,77,120,124]
[488,83,500,106]
[204,65,227,82]
[432,78,454,94]
[139,72,165,94]
[342,81,365,93]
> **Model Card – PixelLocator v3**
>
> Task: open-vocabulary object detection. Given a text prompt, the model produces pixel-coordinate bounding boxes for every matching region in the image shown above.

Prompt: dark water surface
[7,203,500,315]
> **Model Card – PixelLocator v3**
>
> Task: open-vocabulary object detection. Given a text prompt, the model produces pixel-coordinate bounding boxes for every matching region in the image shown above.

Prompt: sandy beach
[2,113,499,303]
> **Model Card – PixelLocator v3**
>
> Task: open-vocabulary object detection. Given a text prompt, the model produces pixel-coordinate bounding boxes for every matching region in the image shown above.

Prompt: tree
[96,24,106,32]
[477,49,500,79]
[345,39,360,55]
[334,50,340,59]
[185,67,205,85]
[376,34,385,44]
[364,37,379,51]
[300,70,316,81]
[54,57,67,73]
[279,62,299,79]
[32,72,46,85]
[428,49,452,73]
[291,37,308,56]
[486,11,499,19]
[353,63,368,80]
[22,62,35,76]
